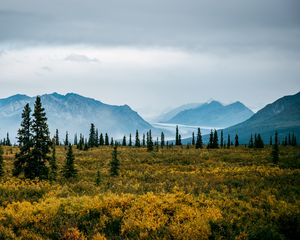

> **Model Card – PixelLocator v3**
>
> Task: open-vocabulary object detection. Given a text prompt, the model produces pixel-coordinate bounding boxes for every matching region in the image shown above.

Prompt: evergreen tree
[283,136,288,146]
[248,134,254,148]
[175,125,179,145]
[122,136,127,146]
[84,138,89,151]
[105,133,109,146]
[161,132,165,148]
[220,130,224,148]
[135,130,140,147]
[74,133,78,145]
[13,104,32,176]
[99,133,104,146]
[63,144,77,179]
[129,134,132,147]
[147,130,153,151]
[55,129,59,145]
[255,134,264,148]
[272,131,279,164]
[235,134,239,147]
[78,134,84,150]
[88,123,96,147]
[64,131,69,146]
[269,136,272,146]
[6,133,11,146]
[142,133,146,147]
[110,146,120,176]
[95,129,99,147]
[213,129,218,148]
[29,96,51,179]
[178,134,182,145]
[207,130,213,149]
[192,132,195,145]
[0,145,4,177]
[110,137,114,146]
[288,133,291,145]
[49,139,57,181]
[195,128,203,149]
[227,134,231,148]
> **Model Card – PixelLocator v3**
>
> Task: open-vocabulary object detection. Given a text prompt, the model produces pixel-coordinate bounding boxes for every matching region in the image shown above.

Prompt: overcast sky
[0,0,299,119]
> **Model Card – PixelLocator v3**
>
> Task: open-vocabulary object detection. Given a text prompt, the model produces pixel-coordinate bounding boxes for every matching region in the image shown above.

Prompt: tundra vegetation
[0,98,299,239]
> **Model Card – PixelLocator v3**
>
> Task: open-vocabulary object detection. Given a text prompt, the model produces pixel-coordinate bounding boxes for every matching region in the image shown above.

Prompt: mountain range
[0,93,152,142]
[160,100,254,128]
[220,91,300,144]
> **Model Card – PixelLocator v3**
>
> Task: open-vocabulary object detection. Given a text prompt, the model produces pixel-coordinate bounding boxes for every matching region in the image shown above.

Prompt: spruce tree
[195,128,203,149]
[178,134,182,145]
[99,133,104,146]
[129,134,132,147]
[269,136,272,146]
[192,132,195,145]
[64,131,69,146]
[213,129,218,148]
[147,130,153,151]
[63,144,77,179]
[161,132,165,148]
[220,130,224,148]
[235,134,239,147]
[227,134,231,148]
[122,136,127,146]
[288,133,291,145]
[55,129,59,145]
[142,133,146,147]
[6,133,11,146]
[105,133,109,146]
[135,130,140,147]
[272,131,279,164]
[14,103,32,176]
[110,137,114,146]
[95,129,99,147]
[29,96,51,179]
[256,134,264,148]
[208,130,213,149]
[74,133,78,145]
[110,146,120,176]
[49,139,58,181]
[175,125,179,145]
[88,123,96,147]
[0,145,4,177]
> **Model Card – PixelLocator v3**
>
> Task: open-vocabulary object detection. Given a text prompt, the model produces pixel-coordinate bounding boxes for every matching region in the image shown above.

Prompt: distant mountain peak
[164,100,254,128]
[0,92,152,141]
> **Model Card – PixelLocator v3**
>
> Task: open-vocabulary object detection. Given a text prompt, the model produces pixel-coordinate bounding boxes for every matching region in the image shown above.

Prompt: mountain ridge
[164,100,254,128]
[0,93,153,142]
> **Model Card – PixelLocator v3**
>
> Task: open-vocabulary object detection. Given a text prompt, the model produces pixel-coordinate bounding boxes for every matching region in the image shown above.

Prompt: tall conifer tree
[196,128,203,149]
[29,96,51,179]
[14,104,32,176]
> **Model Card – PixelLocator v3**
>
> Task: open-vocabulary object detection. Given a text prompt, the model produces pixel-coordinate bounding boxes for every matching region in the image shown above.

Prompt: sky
[0,0,299,120]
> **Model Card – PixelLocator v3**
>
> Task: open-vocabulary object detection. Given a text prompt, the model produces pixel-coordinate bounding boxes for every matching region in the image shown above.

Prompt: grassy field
[0,145,299,239]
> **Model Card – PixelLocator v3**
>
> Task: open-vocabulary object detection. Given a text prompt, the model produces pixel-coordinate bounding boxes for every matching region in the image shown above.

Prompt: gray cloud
[0,0,299,53]
[64,54,99,63]
[41,66,52,72]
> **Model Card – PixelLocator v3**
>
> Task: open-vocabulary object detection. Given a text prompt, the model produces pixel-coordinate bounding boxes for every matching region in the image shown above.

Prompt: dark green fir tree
[135,130,140,147]
[196,128,203,149]
[110,146,120,176]
[13,103,32,177]
[28,96,51,179]
[63,144,77,179]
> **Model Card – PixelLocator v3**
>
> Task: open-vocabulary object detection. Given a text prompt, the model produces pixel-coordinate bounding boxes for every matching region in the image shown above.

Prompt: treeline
[0,97,298,180]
